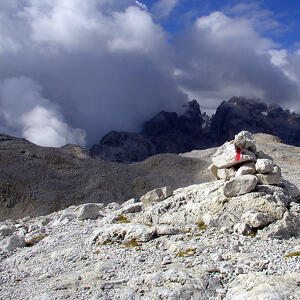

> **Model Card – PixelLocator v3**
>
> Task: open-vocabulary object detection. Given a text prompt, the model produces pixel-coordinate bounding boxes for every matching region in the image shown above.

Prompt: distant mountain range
[90,97,300,163]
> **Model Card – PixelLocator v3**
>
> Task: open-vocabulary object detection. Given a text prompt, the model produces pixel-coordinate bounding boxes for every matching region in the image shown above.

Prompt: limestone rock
[234,131,256,151]
[78,204,100,220]
[120,198,135,207]
[93,223,155,244]
[59,212,77,223]
[241,210,274,228]
[273,164,281,176]
[281,180,300,198]
[140,186,173,207]
[256,173,282,185]
[118,202,143,214]
[233,223,252,235]
[5,234,26,251]
[0,225,16,237]
[259,212,300,239]
[226,272,300,300]
[212,141,256,168]
[153,225,181,236]
[223,175,258,197]
[255,159,274,174]
[217,167,236,181]
[235,162,256,177]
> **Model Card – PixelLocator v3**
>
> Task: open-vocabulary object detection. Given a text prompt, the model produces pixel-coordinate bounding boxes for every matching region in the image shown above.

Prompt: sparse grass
[25,235,47,247]
[195,221,207,231]
[114,214,131,223]
[124,239,140,247]
[284,251,300,258]
[248,232,257,238]
[176,248,196,257]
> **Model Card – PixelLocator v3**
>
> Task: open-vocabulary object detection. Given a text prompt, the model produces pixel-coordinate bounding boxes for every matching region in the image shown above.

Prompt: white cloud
[135,1,147,11]
[174,11,299,108]
[0,0,186,146]
[152,0,179,19]
[0,0,300,148]
[0,77,86,147]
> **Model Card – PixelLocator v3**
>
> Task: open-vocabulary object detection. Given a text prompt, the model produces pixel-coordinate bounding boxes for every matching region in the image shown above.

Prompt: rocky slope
[91,97,300,163]
[3,130,300,223]
[1,131,299,299]
[0,133,213,222]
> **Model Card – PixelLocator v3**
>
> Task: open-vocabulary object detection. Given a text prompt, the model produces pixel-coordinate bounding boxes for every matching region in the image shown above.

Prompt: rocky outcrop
[91,100,211,162]
[210,96,300,147]
[134,131,300,240]
[91,97,300,163]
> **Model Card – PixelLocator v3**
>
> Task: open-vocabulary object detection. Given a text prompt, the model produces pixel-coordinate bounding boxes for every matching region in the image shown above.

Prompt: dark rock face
[90,131,156,163]
[210,97,300,146]
[91,100,210,162]
[90,97,300,163]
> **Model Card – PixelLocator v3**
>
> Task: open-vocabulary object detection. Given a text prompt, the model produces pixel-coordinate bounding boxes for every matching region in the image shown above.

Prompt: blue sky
[144,0,300,50]
[0,0,300,147]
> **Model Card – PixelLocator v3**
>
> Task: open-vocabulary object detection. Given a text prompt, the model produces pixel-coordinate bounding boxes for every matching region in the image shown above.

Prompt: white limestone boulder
[0,225,16,237]
[78,203,100,220]
[217,167,236,181]
[234,131,256,151]
[235,162,256,177]
[226,272,300,300]
[4,234,26,251]
[92,223,155,244]
[233,222,252,235]
[258,211,300,239]
[281,180,300,198]
[140,186,173,207]
[255,159,274,174]
[212,141,256,169]
[241,210,274,228]
[223,175,258,197]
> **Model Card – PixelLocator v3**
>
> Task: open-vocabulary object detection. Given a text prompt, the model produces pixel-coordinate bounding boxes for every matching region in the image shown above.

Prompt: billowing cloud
[0,0,299,147]
[0,77,86,147]
[0,0,187,146]
[173,12,300,110]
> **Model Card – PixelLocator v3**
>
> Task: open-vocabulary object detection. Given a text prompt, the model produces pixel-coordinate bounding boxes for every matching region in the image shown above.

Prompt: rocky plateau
[1,131,299,299]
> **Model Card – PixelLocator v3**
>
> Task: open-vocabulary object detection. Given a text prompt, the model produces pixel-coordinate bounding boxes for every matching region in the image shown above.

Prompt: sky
[0,0,300,148]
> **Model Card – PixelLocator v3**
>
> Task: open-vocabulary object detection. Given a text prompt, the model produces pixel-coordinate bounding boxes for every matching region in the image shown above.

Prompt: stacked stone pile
[209,131,283,197]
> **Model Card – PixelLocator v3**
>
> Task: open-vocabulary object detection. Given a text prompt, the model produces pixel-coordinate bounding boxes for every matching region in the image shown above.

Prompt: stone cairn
[209,131,283,197]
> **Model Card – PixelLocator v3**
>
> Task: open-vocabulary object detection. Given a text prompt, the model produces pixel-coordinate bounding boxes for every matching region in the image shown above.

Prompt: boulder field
[0,131,299,299]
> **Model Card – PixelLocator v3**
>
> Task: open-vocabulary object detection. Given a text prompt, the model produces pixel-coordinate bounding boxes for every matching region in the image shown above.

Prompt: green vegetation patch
[25,235,47,247]
[124,239,140,247]
[114,214,131,223]
[195,221,207,231]
[176,248,197,257]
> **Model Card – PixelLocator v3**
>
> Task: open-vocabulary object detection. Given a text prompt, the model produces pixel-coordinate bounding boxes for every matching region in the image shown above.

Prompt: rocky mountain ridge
[91,97,300,163]
[1,131,299,299]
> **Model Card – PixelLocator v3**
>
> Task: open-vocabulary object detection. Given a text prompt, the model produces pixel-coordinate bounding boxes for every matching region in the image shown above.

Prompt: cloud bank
[0,0,299,146]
